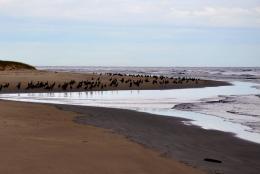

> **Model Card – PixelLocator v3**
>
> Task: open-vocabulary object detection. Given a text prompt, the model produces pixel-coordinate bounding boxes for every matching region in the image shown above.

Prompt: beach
[1,100,260,174]
[0,100,204,174]
[0,69,260,174]
[1,0,259,173]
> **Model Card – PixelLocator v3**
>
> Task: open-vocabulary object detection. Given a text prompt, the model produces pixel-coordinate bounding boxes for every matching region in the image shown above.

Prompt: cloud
[0,0,259,27]
[168,7,260,27]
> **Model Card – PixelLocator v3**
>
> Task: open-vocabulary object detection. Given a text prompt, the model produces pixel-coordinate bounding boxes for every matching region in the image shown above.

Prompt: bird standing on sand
[3,83,9,88]
[16,82,21,90]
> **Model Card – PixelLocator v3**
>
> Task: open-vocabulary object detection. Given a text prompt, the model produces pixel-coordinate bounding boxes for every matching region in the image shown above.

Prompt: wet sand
[0,70,230,93]
[58,104,260,174]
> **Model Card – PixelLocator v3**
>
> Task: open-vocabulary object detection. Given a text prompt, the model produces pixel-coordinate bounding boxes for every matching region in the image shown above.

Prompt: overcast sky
[0,0,260,66]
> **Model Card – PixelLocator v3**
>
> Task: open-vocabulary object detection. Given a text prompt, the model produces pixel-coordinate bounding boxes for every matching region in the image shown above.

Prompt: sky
[0,0,260,67]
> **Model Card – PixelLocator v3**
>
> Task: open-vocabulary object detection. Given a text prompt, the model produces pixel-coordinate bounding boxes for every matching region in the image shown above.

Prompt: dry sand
[0,70,229,93]
[0,100,205,174]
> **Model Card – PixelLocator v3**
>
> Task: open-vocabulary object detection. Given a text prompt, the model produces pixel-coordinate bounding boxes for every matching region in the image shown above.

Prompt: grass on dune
[0,60,36,70]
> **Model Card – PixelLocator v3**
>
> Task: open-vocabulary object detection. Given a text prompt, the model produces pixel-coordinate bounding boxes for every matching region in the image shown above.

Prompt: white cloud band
[0,0,259,27]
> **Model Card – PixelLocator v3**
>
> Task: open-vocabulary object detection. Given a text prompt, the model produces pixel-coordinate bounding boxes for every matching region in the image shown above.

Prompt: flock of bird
[0,73,200,92]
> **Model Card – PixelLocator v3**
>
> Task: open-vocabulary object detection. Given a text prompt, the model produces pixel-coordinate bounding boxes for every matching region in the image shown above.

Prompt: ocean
[37,66,260,83]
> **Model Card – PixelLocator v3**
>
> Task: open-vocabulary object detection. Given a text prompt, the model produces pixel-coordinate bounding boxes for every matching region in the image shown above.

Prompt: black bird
[69,80,76,86]
[77,81,83,89]
[16,82,21,90]
[3,83,9,88]
[61,83,69,90]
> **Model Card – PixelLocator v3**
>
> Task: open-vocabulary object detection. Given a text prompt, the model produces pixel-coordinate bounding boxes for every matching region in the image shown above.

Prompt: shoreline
[58,104,260,174]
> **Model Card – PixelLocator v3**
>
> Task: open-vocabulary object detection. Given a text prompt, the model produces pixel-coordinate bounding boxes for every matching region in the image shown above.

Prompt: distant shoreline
[37,66,260,85]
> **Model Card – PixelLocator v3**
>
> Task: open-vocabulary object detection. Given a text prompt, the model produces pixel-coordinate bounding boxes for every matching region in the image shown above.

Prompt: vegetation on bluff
[0,60,36,71]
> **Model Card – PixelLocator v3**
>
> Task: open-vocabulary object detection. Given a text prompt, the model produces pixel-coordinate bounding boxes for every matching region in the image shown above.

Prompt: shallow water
[0,81,260,143]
